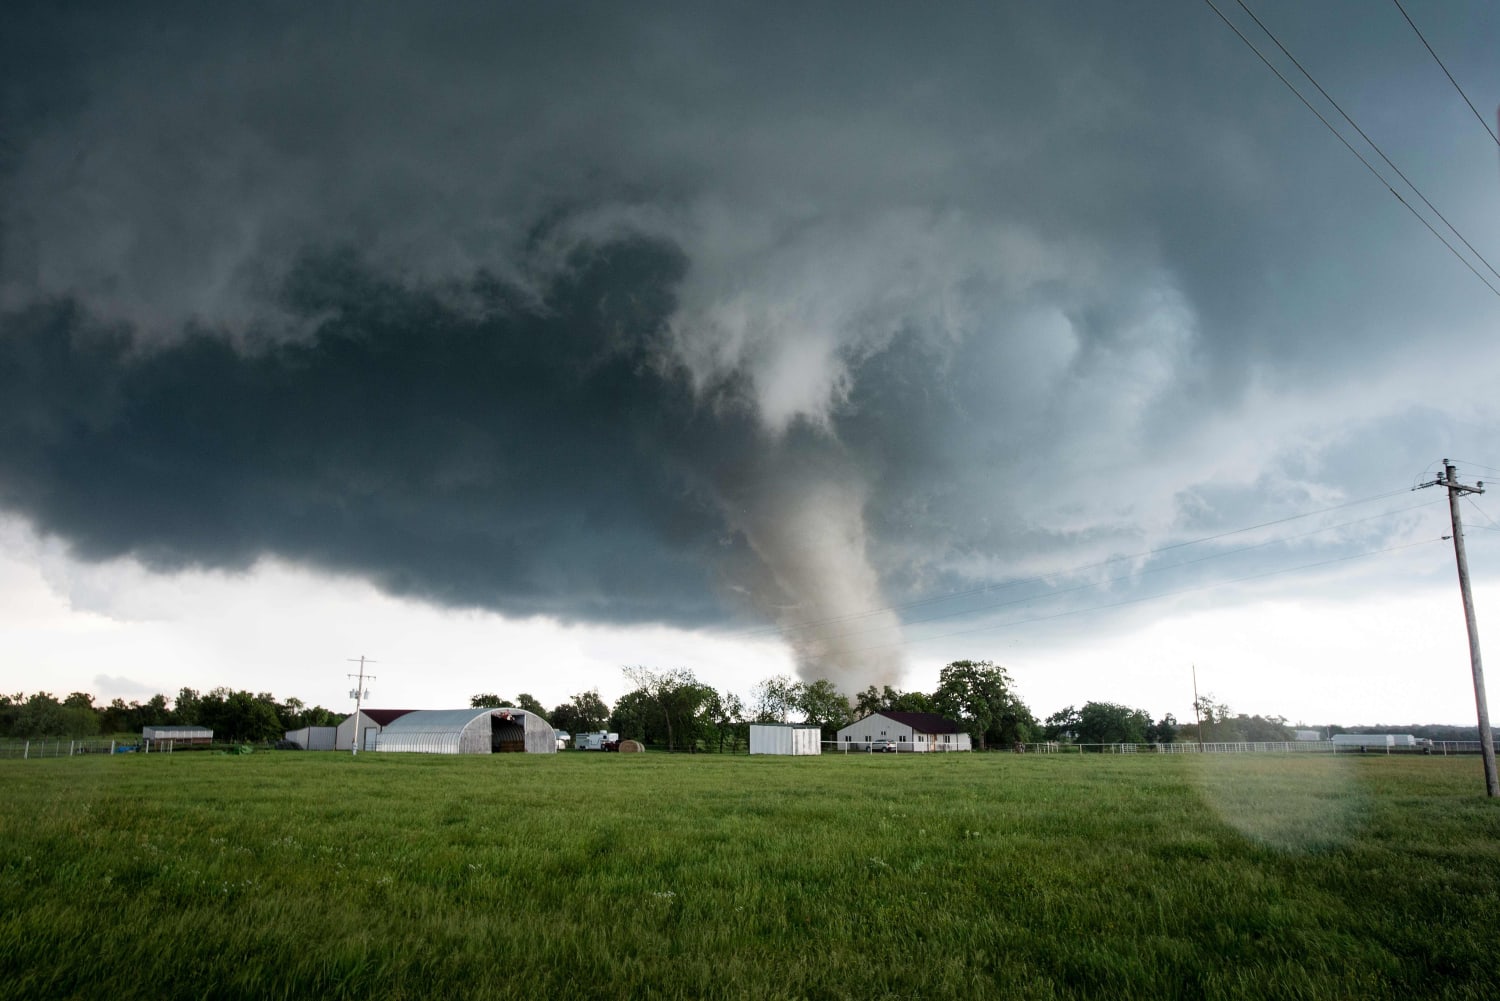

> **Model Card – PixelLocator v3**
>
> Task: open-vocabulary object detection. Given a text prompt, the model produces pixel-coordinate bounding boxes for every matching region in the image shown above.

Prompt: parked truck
[576,731,621,751]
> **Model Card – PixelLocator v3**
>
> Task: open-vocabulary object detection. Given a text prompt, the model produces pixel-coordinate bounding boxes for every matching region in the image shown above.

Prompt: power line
[1201,0,1500,298]
[1390,0,1500,149]
[1228,0,1500,285]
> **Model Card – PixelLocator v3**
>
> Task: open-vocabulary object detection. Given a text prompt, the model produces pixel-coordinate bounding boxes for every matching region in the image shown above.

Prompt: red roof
[357,709,416,726]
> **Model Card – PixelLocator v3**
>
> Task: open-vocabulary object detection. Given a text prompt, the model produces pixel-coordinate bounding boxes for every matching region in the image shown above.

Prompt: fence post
[24,740,29,760]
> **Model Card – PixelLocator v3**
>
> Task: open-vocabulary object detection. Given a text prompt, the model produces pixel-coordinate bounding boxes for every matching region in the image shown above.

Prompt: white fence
[821,740,970,754]
[0,738,123,759]
[1018,740,1475,754]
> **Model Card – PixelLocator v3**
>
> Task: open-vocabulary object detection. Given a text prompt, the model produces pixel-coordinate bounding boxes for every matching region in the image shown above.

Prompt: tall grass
[2,752,1497,999]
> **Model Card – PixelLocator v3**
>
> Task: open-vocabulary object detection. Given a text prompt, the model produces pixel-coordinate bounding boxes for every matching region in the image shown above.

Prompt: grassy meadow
[3,750,1499,1000]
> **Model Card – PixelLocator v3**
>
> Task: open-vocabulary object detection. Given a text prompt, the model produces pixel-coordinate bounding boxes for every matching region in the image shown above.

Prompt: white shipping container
[749,724,822,755]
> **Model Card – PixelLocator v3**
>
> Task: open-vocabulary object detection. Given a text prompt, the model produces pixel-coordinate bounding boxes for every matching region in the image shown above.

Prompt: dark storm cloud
[2,1,1497,685]
[0,240,752,623]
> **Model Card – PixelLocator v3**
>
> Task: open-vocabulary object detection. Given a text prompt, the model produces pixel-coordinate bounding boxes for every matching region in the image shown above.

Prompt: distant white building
[1294,730,1322,742]
[834,712,971,752]
[749,723,822,755]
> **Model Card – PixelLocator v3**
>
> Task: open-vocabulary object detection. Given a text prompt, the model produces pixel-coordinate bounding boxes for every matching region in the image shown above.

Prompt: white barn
[835,711,972,752]
[373,707,558,754]
[749,723,822,755]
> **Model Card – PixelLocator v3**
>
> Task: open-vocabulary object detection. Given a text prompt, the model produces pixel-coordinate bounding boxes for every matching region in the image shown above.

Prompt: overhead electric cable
[1201,0,1500,298]
[1230,0,1500,284]
[1390,0,1500,149]
[1463,496,1500,531]
[845,536,1445,655]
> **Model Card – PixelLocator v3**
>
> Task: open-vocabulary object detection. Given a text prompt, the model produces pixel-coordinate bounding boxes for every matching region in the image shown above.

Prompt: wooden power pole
[347,656,377,757]
[1419,460,1497,797]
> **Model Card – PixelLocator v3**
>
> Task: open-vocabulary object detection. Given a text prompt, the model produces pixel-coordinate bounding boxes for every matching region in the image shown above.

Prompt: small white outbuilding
[749,723,822,755]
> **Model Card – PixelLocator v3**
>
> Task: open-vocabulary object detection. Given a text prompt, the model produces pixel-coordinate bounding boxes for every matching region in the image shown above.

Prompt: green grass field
[3,751,1498,1000]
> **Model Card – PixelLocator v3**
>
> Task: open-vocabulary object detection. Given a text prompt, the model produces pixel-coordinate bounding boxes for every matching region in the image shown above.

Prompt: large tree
[796,679,852,740]
[514,693,548,717]
[750,674,802,723]
[551,688,611,736]
[621,666,712,751]
[1074,701,1152,746]
[932,660,1035,749]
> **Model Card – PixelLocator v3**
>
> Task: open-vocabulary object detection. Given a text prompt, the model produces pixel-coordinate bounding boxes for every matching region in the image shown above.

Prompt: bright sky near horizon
[2,1,1499,727]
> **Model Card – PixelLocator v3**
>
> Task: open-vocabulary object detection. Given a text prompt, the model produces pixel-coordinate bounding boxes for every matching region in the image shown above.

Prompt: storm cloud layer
[2,2,1497,690]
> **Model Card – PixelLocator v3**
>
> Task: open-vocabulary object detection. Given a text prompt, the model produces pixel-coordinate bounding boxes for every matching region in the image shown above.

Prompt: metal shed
[749,723,823,755]
[142,725,213,750]
[284,726,337,750]
[373,707,558,754]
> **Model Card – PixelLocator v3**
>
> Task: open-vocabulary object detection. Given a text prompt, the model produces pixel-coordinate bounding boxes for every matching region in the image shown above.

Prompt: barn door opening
[490,714,526,753]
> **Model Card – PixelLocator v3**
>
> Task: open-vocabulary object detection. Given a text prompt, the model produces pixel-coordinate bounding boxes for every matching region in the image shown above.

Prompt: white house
[834,712,971,752]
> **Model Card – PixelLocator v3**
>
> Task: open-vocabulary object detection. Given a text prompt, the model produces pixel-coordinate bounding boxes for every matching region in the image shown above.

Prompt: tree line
[7,661,1351,749]
[0,689,341,743]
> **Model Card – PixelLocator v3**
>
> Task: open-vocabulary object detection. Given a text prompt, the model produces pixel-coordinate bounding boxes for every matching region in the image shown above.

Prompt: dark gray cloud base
[2,2,1496,687]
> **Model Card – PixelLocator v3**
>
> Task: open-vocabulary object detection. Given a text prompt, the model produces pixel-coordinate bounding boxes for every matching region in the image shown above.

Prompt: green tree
[796,679,852,740]
[853,685,933,717]
[198,688,282,743]
[470,693,507,708]
[1043,706,1081,742]
[514,693,548,717]
[609,688,659,744]
[62,692,101,737]
[931,660,1035,749]
[702,689,746,753]
[750,674,802,723]
[621,666,710,751]
[173,687,202,725]
[14,692,68,738]
[1074,701,1151,746]
[1147,714,1178,744]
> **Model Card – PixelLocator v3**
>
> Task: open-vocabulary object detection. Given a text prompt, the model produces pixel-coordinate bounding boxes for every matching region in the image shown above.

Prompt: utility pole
[1192,664,1204,753]
[347,656,377,757]
[1417,460,1497,797]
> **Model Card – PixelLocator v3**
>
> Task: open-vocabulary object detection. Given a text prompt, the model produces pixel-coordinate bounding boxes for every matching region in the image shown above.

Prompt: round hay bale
[617,739,645,753]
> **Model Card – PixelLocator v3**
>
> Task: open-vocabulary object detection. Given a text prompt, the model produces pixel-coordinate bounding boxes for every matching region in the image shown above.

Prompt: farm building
[283,726,337,750]
[834,712,972,752]
[749,723,822,755]
[372,707,557,754]
[142,725,212,750]
[336,709,415,751]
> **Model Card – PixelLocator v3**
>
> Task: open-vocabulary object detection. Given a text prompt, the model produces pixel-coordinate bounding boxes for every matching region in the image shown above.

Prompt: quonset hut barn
[373,707,557,754]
